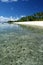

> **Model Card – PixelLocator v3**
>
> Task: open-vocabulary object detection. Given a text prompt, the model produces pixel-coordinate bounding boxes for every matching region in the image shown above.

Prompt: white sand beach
[15,21,43,27]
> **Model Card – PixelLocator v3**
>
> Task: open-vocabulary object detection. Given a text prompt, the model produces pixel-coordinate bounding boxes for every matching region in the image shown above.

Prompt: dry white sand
[15,21,43,27]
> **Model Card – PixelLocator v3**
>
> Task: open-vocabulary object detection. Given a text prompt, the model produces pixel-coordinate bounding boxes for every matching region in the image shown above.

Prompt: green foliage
[8,21,14,24]
[34,12,43,16]
[16,12,43,22]
[8,12,43,23]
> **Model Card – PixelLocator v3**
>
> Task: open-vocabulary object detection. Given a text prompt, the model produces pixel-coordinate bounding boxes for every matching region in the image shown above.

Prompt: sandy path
[15,21,43,27]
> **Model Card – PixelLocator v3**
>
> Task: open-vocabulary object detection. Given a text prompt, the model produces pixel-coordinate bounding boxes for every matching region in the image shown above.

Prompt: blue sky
[0,0,43,21]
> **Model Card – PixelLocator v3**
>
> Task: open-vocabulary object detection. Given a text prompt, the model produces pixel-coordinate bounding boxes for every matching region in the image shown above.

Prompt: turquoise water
[0,23,43,65]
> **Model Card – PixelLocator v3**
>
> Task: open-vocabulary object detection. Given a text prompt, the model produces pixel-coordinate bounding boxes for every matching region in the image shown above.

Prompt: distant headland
[8,12,43,23]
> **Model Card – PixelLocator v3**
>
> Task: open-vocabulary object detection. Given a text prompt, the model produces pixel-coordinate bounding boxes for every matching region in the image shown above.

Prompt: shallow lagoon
[0,23,43,65]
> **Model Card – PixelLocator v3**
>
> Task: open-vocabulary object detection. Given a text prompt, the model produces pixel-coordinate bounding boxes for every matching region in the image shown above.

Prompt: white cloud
[0,0,18,2]
[11,0,18,2]
[21,15,25,18]
[15,17,19,20]
[0,0,29,2]
[0,16,19,22]
[1,0,9,2]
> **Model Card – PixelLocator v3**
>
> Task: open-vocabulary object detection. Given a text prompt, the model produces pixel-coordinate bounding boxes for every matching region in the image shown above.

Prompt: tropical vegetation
[17,12,43,22]
[8,12,43,23]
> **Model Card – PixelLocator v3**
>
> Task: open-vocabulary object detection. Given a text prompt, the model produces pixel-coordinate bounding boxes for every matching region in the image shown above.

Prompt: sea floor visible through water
[0,23,43,65]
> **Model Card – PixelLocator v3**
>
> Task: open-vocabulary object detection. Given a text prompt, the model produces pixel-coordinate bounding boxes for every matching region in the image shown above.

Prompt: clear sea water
[0,22,43,65]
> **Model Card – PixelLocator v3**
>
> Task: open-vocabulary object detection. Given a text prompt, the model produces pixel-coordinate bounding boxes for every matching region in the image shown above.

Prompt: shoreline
[14,21,43,27]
